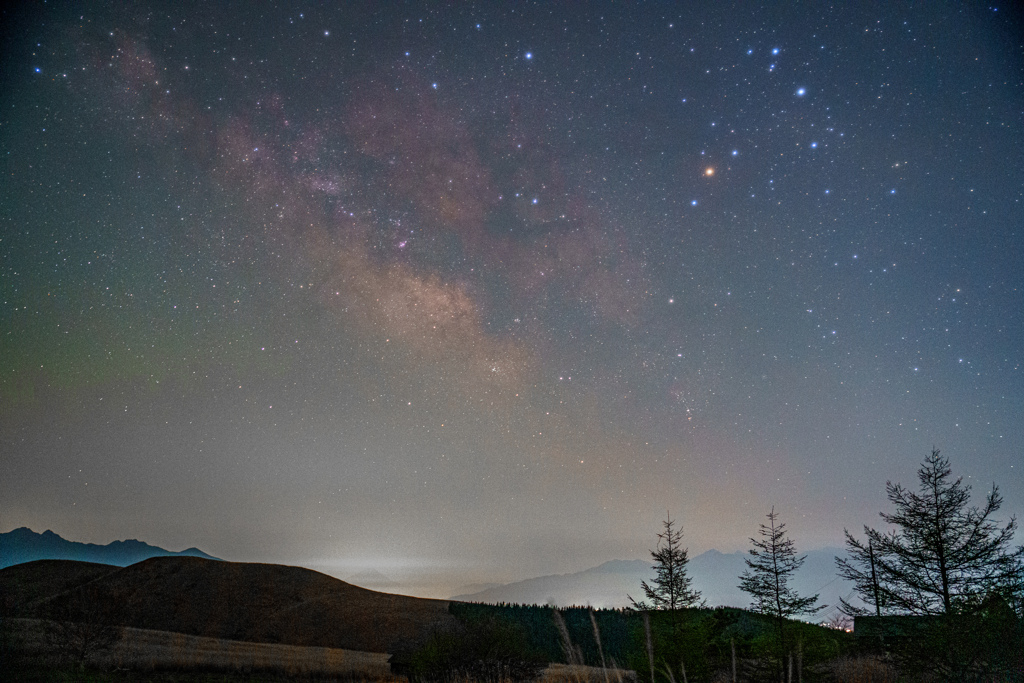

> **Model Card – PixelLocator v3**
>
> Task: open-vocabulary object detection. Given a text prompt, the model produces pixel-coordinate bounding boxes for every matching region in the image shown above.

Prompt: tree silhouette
[739,507,821,673]
[836,449,1024,616]
[629,512,702,610]
[43,584,122,671]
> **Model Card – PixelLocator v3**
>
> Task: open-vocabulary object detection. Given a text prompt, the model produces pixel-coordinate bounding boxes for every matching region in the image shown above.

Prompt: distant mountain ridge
[0,527,219,569]
[452,548,857,619]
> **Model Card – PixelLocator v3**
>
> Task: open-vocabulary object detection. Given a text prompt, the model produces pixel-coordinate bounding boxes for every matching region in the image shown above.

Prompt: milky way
[2,2,1021,597]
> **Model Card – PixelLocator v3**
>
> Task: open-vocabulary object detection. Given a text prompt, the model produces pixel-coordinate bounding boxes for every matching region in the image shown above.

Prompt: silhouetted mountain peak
[0,527,220,569]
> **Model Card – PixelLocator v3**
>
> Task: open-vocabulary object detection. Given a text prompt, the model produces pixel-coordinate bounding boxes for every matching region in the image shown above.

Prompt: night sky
[2,2,1022,599]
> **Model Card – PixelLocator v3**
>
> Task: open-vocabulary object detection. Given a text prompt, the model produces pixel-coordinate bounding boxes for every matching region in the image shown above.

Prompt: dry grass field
[113,625,394,678]
[5,617,399,680]
[538,663,637,683]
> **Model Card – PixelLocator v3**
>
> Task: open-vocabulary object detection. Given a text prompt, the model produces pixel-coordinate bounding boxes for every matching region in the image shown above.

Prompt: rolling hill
[0,556,456,653]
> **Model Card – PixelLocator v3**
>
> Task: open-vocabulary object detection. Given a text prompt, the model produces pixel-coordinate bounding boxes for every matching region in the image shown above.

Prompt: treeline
[392,603,850,682]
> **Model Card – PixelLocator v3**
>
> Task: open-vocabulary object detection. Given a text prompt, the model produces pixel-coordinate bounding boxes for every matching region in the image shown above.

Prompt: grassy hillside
[0,559,119,614]
[1,557,455,653]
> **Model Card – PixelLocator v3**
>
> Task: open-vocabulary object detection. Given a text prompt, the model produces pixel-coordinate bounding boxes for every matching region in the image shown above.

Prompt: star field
[1,2,1021,597]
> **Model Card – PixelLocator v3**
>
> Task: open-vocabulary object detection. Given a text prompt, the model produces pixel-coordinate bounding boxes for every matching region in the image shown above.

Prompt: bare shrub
[42,585,123,671]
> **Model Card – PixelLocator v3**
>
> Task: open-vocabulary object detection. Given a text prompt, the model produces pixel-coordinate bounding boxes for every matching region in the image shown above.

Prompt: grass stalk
[590,609,610,683]
[643,612,654,683]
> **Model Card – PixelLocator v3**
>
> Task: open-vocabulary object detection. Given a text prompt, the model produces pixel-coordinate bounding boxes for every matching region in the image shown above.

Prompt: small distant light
[796,87,806,96]
[691,200,698,206]
[705,167,714,176]
[731,149,738,156]
[524,52,533,60]
[532,198,538,204]
[810,142,818,148]
[432,83,438,89]
[747,49,753,55]
[772,48,780,55]
[890,188,896,194]
[34,67,41,73]
[324,30,330,36]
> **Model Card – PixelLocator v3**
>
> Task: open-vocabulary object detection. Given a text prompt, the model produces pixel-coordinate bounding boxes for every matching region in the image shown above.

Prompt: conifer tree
[630,512,703,610]
[739,507,821,669]
[837,449,1024,616]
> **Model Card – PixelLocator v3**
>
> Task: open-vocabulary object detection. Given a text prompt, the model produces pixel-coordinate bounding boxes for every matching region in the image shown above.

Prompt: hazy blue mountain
[0,527,219,569]
[452,548,857,619]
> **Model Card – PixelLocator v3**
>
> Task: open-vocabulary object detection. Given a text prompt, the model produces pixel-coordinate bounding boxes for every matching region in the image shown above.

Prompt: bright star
[524,52,532,60]
[772,48,780,55]
[704,167,714,176]
[796,88,806,96]
[810,142,818,148]
[731,149,738,156]
[691,200,698,206]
